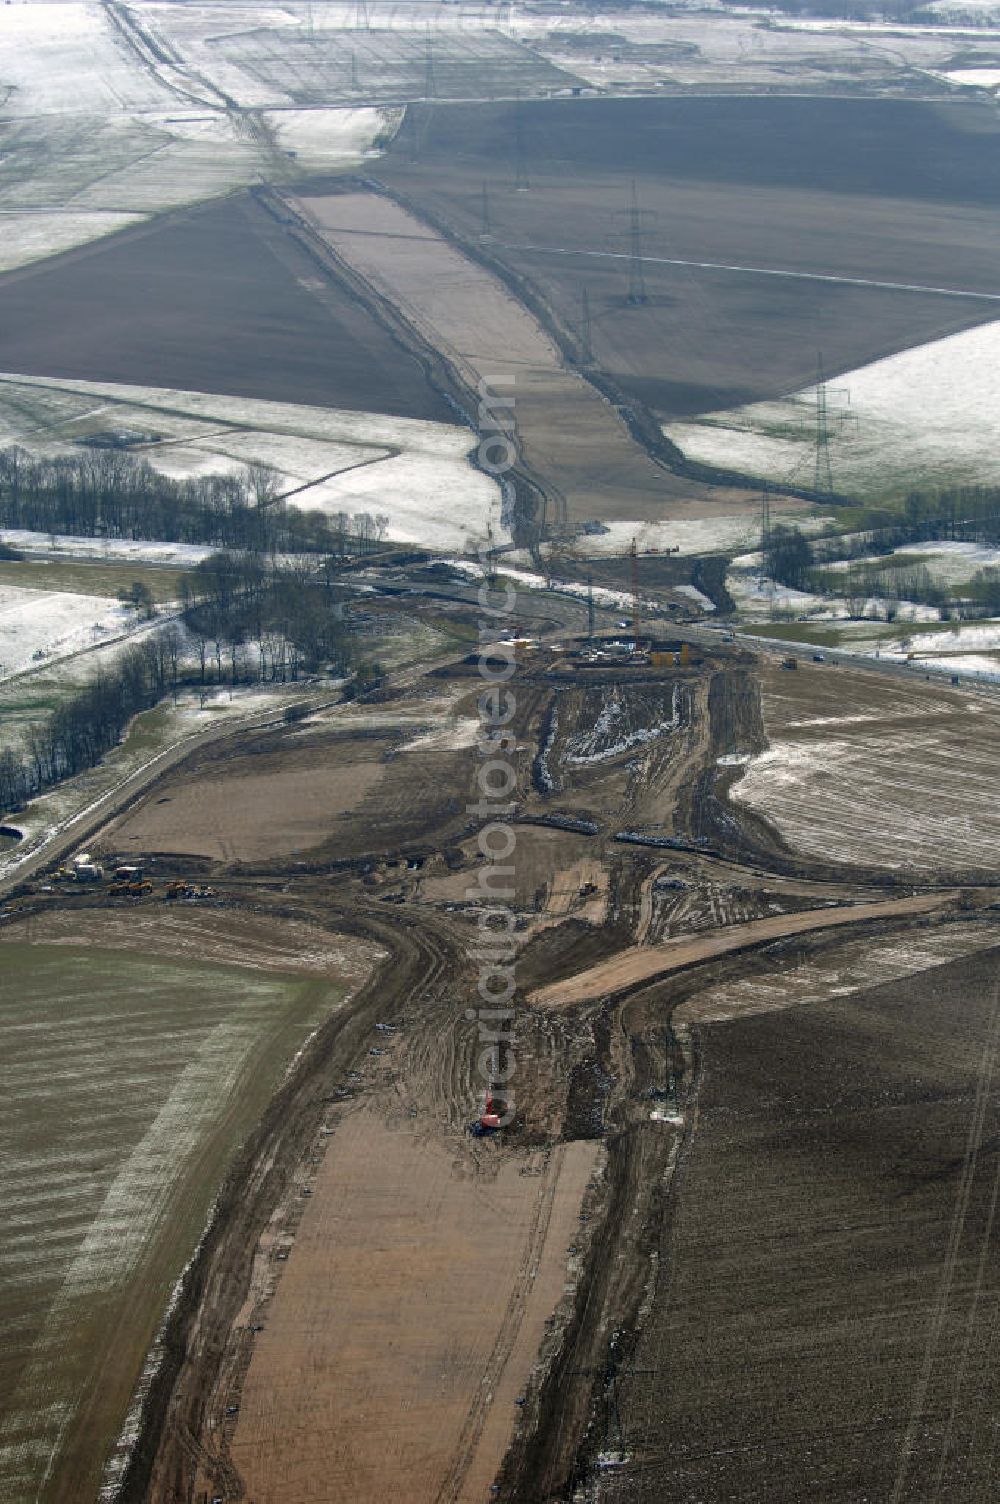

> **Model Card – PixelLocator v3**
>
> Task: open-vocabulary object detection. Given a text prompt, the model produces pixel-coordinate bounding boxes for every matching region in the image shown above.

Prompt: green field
[0,936,350,1504]
[747,618,965,649]
[0,559,187,603]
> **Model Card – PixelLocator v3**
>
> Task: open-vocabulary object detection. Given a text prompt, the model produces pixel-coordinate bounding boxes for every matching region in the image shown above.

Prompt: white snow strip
[676,583,716,612]
[399,716,479,752]
[666,320,1000,496]
[0,530,215,567]
[933,67,1000,85]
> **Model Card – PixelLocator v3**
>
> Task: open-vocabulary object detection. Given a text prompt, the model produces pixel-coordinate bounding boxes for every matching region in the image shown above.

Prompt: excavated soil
[10,626,998,1504]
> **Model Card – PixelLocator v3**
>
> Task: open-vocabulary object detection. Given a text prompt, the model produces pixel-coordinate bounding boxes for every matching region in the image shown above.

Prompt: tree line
[0,445,390,557]
[181,551,352,685]
[765,494,1000,619]
[0,633,180,813]
[0,552,367,816]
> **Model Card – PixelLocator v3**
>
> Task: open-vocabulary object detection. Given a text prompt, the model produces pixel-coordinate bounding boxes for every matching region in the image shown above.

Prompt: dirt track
[528,891,955,1008]
[130,900,462,1504]
[229,1112,599,1504]
[294,187,734,531]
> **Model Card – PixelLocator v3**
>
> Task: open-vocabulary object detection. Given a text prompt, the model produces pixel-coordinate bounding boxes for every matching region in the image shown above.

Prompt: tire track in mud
[434,1145,565,1504]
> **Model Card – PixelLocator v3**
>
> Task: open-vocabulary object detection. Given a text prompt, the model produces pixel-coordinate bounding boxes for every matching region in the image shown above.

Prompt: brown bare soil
[103,758,385,861]
[606,945,1000,1502]
[226,1109,600,1504]
[93,677,499,871]
[10,599,998,1504]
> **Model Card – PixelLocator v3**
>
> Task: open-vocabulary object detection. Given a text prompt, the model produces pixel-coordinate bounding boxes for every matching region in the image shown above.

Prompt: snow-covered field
[677,923,1000,1026]
[726,554,943,625]
[884,619,1000,679]
[400,715,479,752]
[0,374,502,552]
[666,321,1000,499]
[570,513,832,559]
[933,66,1000,86]
[0,584,145,682]
[827,540,1000,586]
[448,557,693,618]
[0,531,215,568]
[0,925,366,1504]
[925,0,1000,21]
[0,2,394,273]
[515,5,993,91]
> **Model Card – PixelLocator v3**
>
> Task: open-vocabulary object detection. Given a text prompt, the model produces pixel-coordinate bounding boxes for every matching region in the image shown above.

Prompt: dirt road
[528,891,954,1008]
[228,1111,600,1504]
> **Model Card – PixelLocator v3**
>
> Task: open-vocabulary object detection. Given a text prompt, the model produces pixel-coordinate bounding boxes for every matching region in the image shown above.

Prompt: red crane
[629,535,640,647]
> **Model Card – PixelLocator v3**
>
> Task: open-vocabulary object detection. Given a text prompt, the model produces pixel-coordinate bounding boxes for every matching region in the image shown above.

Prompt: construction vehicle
[163,881,215,901]
[781,656,798,671]
[470,1090,503,1138]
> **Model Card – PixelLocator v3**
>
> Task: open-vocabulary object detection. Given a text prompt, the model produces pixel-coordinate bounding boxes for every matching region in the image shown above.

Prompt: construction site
[3,6,1000,1501]
[1,545,999,1504]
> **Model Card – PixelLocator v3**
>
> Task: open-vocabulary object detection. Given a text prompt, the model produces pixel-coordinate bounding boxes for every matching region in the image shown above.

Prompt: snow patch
[399,717,479,752]
[0,586,140,682]
[665,320,1000,496]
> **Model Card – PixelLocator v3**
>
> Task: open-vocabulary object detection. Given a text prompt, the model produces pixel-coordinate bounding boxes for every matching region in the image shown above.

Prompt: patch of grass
[120,701,177,753]
[0,558,186,602]
[749,617,965,648]
[748,621,849,647]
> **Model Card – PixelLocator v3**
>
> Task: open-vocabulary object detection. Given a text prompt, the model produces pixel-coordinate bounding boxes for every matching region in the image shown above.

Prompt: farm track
[528,891,957,1009]
[434,1145,564,1504]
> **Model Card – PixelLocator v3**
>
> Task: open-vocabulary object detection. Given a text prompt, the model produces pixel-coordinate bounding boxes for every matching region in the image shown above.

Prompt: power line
[627,179,647,306]
[424,27,436,99]
[814,353,833,494]
[612,181,655,307]
[514,94,529,191]
[811,352,857,495]
[580,285,593,363]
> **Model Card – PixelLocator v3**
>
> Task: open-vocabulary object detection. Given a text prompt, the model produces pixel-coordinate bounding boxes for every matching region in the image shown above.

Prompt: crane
[628,535,680,649]
[629,535,640,647]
